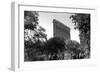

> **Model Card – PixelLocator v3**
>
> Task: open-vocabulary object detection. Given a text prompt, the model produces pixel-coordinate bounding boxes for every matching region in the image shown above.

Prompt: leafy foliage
[43,37,66,60]
[65,40,84,59]
[24,11,47,61]
[70,13,90,58]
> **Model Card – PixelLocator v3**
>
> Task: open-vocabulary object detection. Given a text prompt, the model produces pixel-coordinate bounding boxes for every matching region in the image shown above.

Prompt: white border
[11,2,97,71]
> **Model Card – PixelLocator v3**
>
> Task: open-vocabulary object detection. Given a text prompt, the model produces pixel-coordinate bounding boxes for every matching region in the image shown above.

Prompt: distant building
[53,19,70,40]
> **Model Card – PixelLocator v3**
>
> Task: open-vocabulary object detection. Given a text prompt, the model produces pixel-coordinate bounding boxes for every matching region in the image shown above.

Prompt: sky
[38,11,80,43]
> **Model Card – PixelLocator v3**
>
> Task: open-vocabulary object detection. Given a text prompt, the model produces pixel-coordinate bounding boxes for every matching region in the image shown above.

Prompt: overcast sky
[38,11,80,43]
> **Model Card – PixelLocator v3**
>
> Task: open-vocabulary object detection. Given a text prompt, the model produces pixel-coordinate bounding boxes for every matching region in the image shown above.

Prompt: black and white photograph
[24,11,90,61]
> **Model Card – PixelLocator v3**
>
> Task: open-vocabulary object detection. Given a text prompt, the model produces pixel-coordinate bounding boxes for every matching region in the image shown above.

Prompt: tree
[43,37,66,60]
[24,11,47,61]
[65,40,84,59]
[70,13,90,58]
